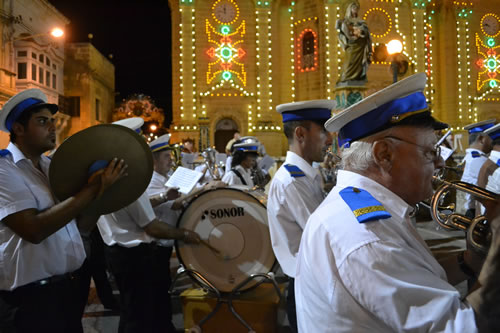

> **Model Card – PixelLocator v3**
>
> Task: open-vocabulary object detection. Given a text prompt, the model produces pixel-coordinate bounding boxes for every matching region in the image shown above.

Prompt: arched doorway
[214,118,238,153]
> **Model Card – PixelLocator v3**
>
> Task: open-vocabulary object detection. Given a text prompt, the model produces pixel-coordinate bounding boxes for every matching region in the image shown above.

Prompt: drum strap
[231,168,247,185]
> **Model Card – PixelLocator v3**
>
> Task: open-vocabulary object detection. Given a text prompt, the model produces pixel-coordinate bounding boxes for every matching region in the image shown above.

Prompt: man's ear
[372,140,393,171]
[294,125,307,144]
[11,122,25,138]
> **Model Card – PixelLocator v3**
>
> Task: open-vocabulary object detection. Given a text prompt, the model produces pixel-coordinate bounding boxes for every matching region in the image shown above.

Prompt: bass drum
[176,186,276,293]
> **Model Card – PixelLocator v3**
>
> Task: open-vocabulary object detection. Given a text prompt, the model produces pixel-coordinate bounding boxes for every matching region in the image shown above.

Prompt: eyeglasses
[383,135,442,162]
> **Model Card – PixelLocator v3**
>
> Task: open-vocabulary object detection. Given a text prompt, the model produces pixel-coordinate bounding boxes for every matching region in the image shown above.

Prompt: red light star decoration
[205,19,247,86]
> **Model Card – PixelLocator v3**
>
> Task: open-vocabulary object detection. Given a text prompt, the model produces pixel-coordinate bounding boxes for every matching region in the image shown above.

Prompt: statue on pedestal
[336,1,372,85]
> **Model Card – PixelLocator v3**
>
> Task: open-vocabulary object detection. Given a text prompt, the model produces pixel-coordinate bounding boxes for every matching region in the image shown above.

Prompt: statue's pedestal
[334,83,367,114]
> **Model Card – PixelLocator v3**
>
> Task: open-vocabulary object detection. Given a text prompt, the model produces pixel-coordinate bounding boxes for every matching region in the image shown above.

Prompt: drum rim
[174,186,277,293]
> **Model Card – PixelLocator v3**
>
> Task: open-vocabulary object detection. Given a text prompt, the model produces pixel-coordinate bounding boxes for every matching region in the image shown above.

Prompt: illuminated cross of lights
[475,34,500,90]
[205,20,247,86]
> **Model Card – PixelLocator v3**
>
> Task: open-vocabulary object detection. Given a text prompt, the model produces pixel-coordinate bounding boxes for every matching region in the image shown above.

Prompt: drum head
[176,187,275,292]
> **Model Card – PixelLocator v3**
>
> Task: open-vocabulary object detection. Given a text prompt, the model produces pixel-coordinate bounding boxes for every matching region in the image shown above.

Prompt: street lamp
[12,27,65,42]
[387,39,403,83]
[50,28,64,38]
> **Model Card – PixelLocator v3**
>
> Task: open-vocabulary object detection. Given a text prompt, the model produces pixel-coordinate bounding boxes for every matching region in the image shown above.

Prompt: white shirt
[488,150,500,164]
[267,151,324,277]
[296,170,477,333]
[461,148,488,209]
[97,192,156,248]
[0,143,86,290]
[486,167,500,194]
[146,171,179,247]
[221,164,254,187]
[225,155,233,174]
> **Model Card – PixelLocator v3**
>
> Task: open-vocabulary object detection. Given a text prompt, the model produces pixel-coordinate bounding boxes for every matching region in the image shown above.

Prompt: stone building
[0,0,67,147]
[169,0,500,156]
[0,0,115,148]
[62,42,115,138]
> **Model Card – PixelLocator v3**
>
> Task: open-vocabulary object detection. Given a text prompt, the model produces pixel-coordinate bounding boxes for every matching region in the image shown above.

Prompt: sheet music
[258,155,275,172]
[440,145,454,161]
[165,167,203,194]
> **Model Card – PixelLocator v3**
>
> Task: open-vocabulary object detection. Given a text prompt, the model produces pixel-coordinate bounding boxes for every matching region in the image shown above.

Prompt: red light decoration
[296,28,318,72]
[206,47,216,58]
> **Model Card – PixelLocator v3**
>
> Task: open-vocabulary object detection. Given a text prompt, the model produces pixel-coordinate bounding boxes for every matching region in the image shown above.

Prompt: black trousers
[151,245,176,333]
[79,228,117,310]
[287,277,298,333]
[105,243,175,333]
[0,271,84,333]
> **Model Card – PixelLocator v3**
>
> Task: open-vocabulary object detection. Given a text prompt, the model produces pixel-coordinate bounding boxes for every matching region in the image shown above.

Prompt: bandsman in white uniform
[0,89,126,332]
[484,124,500,195]
[267,100,334,332]
[221,141,259,187]
[460,119,495,217]
[97,118,200,333]
[296,73,500,332]
[146,133,187,332]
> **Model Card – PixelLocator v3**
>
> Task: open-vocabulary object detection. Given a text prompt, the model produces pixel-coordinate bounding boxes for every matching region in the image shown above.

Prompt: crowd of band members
[1,73,500,333]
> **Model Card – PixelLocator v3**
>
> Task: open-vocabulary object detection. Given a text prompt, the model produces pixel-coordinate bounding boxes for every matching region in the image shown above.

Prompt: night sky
[48,0,173,125]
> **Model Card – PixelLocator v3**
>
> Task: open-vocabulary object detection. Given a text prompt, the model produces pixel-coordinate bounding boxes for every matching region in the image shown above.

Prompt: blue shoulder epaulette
[496,158,500,167]
[339,186,392,223]
[0,149,11,157]
[471,151,481,158]
[284,164,305,178]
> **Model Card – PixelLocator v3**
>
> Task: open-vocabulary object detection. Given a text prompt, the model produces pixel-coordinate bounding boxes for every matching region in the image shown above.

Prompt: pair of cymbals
[49,124,153,215]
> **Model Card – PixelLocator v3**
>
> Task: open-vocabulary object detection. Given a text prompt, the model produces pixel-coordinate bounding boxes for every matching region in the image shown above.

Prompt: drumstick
[200,239,221,255]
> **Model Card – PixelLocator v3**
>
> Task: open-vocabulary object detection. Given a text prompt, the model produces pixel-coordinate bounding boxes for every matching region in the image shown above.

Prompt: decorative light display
[394,5,416,71]
[296,29,318,72]
[324,5,333,99]
[177,4,198,126]
[475,33,500,91]
[252,2,274,131]
[294,17,318,26]
[172,0,480,135]
[363,8,392,38]
[211,0,240,25]
[452,0,478,128]
[480,13,500,38]
[200,79,252,97]
[290,1,295,100]
[205,19,247,86]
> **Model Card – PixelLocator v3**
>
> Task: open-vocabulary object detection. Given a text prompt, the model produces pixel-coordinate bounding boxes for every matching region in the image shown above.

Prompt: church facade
[169,0,499,155]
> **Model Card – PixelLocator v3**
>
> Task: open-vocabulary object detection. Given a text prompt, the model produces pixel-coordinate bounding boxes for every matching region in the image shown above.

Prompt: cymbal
[49,124,153,215]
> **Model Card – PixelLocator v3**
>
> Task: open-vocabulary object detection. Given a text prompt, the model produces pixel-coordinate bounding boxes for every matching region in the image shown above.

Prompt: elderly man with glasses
[295,73,500,332]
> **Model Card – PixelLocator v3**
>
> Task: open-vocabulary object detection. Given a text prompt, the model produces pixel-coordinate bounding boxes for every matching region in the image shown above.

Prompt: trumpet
[201,148,222,181]
[171,145,183,171]
[430,176,498,252]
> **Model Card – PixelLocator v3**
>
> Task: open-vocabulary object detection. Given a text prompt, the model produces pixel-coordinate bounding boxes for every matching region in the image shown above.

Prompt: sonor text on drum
[202,207,245,219]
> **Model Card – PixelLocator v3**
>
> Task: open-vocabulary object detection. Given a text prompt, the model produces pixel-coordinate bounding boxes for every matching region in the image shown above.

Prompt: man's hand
[87,158,128,198]
[165,187,181,201]
[205,180,226,191]
[100,158,128,191]
[182,229,201,244]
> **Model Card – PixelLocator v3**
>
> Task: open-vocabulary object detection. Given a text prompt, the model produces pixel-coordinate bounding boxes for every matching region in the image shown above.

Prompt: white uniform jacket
[146,171,179,247]
[461,148,488,210]
[97,192,156,248]
[487,167,500,194]
[221,164,254,187]
[296,170,477,333]
[267,151,324,278]
[0,143,85,290]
